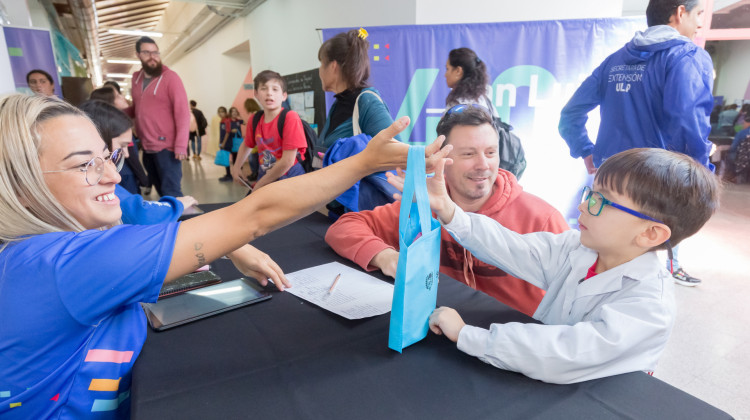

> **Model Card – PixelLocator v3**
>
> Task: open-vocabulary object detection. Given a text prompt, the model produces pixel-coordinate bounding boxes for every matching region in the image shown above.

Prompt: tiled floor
[168,156,750,419]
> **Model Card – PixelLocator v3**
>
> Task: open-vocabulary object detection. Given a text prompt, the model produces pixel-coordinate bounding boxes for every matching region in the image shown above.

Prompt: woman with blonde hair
[0,93,447,419]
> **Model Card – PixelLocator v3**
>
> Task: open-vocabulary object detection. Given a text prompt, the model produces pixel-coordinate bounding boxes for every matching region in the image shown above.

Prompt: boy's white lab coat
[444,208,675,384]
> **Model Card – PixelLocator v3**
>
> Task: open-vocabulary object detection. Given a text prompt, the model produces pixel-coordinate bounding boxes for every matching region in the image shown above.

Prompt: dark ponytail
[318,29,370,90]
[79,100,133,151]
[445,47,489,107]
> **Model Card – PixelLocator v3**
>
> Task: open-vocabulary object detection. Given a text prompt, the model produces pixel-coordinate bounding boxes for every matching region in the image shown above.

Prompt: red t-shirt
[584,258,599,280]
[245,111,306,173]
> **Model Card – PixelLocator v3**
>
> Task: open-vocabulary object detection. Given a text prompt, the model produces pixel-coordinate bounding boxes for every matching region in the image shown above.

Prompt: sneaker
[218,175,233,182]
[672,268,702,287]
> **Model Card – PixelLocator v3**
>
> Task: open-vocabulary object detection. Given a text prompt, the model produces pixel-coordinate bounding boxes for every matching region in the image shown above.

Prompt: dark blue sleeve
[55,223,179,325]
[662,48,714,171]
[558,62,605,159]
[116,184,183,225]
[358,89,400,141]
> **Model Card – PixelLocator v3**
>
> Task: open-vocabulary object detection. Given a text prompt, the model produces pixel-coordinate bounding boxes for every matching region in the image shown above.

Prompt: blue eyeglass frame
[580,186,665,224]
[445,103,491,116]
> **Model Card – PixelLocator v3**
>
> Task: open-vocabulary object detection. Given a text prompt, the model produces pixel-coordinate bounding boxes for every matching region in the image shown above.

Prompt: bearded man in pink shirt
[127,36,190,197]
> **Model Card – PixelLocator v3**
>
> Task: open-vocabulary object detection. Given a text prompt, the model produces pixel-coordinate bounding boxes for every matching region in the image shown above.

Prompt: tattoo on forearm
[194,242,206,266]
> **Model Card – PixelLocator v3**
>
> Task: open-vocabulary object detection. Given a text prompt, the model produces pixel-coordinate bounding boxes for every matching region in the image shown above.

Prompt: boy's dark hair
[218,106,227,113]
[89,87,116,105]
[445,48,489,107]
[254,70,287,93]
[103,80,121,93]
[190,100,197,107]
[436,105,498,147]
[646,0,700,27]
[135,36,157,53]
[318,29,370,90]
[78,100,133,151]
[595,148,719,249]
[26,69,54,85]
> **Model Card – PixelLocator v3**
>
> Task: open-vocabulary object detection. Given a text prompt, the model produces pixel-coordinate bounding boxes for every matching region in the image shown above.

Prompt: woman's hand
[358,117,452,173]
[177,195,198,209]
[227,244,290,291]
[386,155,456,224]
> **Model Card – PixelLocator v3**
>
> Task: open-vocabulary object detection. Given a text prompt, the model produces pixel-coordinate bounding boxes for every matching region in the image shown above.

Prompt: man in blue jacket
[558,0,713,287]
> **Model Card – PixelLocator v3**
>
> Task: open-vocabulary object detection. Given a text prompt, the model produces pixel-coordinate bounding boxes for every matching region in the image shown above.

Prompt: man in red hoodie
[325,106,569,316]
[128,36,190,197]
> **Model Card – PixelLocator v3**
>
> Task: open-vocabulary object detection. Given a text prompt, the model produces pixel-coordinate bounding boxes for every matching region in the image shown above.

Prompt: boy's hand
[227,244,290,291]
[386,157,457,224]
[359,117,452,173]
[429,306,466,343]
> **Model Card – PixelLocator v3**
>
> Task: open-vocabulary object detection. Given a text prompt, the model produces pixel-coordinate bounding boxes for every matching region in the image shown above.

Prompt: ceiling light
[107,28,163,38]
[106,59,141,65]
[106,73,133,79]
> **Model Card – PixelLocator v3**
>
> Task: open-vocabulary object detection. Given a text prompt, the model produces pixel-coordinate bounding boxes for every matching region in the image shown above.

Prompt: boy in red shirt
[236,70,307,190]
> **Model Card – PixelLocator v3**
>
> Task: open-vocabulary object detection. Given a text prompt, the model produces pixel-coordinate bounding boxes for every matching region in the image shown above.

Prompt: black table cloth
[132,207,731,419]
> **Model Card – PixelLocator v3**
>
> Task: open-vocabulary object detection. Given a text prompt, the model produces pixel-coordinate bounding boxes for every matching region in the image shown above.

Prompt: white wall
[170,17,250,154]
[416,0,623,24]
[0,0,31,27]
[712,40,750,103]
[245,0,417,76]
[0,26,14,94]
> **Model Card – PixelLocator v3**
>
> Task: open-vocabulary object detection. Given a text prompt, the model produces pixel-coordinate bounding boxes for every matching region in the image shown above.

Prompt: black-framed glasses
[139,50,160,57]
[580,186,665,224]
[43,148,124,186]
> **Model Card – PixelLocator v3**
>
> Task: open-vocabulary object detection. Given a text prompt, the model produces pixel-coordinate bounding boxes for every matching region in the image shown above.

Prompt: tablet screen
[142,278,271,331]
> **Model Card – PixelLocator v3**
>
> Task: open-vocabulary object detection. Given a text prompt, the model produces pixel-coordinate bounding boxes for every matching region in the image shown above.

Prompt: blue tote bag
[388,146,442,353]
[214,149,230,167]
[231,135,243,153]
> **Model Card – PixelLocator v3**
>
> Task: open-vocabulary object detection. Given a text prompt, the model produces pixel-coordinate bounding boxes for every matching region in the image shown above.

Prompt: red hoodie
[325,169,570,316]
[128,65,190,155]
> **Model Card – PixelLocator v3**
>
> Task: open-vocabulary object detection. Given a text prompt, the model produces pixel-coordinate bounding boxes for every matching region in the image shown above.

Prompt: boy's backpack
[481,96,526,179]
[251,109,317,173]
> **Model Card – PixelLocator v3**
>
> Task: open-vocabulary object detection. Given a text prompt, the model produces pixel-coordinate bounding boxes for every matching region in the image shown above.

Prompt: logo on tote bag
[425,272,434,290]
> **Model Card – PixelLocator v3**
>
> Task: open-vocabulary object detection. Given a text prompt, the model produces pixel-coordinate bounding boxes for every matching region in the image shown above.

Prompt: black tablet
[142,278,271,331]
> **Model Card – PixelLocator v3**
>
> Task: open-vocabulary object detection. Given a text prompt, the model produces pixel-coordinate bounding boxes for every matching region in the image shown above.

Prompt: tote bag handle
[399,146,431,236]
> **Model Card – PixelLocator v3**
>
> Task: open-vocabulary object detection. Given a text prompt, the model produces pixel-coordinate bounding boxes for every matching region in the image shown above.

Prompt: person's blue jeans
[190,133,202,155]
[143,149,183,197]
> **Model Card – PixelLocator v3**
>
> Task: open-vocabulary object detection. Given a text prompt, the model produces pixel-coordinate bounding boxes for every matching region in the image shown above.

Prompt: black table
[132,207,732,419]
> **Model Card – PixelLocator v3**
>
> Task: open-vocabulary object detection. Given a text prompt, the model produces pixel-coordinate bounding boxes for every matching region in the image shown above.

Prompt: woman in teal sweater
[317,28,397,148]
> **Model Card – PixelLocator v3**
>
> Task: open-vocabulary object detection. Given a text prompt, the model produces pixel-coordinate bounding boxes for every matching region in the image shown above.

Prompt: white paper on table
[278,262,393,320]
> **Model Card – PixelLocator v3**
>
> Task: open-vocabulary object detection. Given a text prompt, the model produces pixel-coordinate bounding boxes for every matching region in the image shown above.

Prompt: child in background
[423,148,719,384]
[238,70,307,191]
[217,106,233,182]
[228,106,245,177]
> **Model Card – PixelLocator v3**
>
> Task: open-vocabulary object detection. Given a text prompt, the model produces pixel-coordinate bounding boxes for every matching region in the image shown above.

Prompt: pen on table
[327,273,341,294]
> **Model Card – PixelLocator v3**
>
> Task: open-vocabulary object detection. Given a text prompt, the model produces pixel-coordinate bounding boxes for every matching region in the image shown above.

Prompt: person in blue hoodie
[558,0,713,287]
[79,100,198,224]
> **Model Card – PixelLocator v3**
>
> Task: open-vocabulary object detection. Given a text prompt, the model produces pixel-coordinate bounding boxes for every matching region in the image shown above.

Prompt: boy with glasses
[423,148,718,383]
